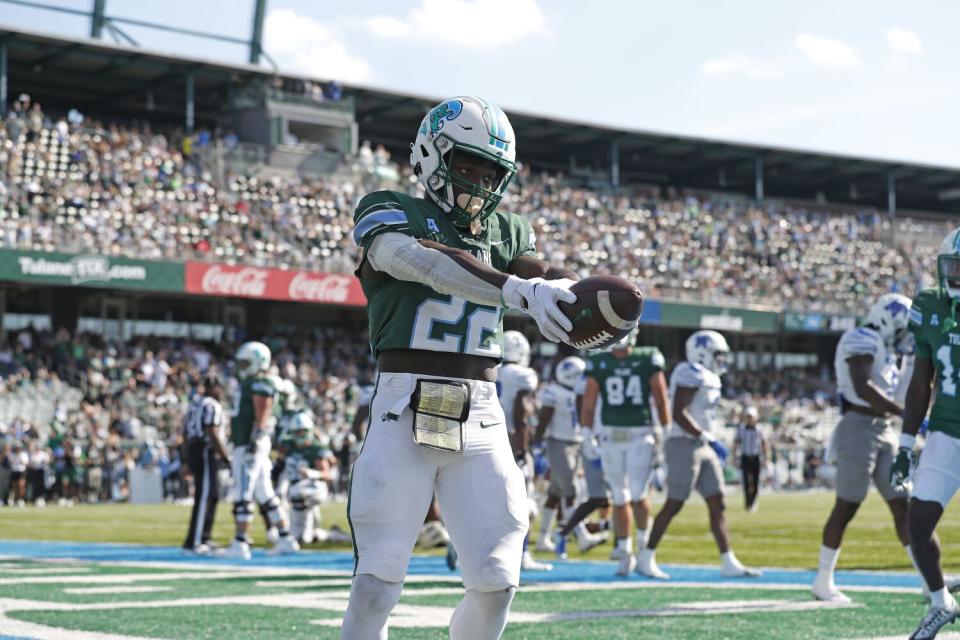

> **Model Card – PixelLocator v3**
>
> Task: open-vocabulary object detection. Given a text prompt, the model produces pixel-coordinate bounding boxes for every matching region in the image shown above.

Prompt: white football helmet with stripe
[502,330,531,366]
[555,356,586,389]
[685,330,730,375]
[410,96,517,231]
[865,293,912,346]
[235,341,271,379]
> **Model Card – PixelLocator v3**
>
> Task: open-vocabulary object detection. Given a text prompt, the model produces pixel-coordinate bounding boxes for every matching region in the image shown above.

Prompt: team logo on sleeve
[932,314,940,327]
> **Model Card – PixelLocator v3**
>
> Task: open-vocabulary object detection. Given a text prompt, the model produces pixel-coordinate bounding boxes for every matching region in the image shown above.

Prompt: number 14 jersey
[909,288,960,437]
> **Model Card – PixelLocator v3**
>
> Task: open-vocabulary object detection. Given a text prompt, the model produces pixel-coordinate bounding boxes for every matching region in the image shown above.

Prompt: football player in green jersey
[892,227,960,639]
[222,342,299,560]
[341,96,587,640]
[580,329,671,576]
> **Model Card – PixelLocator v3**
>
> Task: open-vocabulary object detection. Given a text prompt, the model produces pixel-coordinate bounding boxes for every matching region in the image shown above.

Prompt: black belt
[378,349,498,382]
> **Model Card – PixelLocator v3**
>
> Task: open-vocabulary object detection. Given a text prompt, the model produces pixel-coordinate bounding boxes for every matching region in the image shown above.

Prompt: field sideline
[3,490,960,571]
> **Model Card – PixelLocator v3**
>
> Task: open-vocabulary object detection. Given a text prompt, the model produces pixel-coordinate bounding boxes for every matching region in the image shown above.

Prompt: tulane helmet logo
[428,100,463,133]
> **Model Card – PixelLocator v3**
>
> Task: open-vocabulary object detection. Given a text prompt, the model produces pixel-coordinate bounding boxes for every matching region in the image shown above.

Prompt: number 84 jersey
[585,347,665,428]
[353,190,537,359]
[909,288,960,437]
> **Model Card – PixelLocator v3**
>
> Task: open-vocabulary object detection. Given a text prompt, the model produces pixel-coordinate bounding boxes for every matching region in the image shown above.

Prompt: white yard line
[63,586,173,595]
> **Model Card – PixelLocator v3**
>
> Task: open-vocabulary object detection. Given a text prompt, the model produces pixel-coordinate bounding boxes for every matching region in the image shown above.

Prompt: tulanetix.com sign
[0,249,184,292]
[184,262,366,306]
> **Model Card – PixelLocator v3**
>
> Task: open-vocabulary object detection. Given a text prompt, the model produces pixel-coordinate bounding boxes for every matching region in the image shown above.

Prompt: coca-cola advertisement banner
[184,262,366,306]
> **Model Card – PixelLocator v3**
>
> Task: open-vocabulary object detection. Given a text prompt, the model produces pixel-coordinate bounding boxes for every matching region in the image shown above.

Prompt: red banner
[184,262,366,306]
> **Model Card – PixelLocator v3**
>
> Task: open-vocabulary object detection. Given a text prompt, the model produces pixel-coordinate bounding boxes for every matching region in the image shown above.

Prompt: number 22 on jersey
[410,296,502,357]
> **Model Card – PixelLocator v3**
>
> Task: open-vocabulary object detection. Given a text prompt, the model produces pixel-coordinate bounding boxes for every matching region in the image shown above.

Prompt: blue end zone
[0,539,923,591]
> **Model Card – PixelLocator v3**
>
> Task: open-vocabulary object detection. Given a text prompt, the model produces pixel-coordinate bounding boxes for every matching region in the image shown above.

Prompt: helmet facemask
[425,136,515,233]
[938,254,960,301]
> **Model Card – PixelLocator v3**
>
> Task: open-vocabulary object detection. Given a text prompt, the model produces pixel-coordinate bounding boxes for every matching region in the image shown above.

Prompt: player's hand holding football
[503,276,577,343]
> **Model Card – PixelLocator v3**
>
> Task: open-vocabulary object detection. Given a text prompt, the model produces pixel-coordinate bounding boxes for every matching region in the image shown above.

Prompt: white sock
[931,587,953,609]
[721,550,742,568]
[636,529,647,551]
[905,545,929,591]
[539,508,557,538]
[818,545,840,580]
[616,537,633,554]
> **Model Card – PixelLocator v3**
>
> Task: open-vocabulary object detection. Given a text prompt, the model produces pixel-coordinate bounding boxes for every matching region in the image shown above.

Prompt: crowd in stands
[0,325,374,506]
[1,96,952,313]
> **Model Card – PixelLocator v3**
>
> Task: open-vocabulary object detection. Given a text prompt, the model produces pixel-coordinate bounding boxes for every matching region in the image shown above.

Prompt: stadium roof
[3,27,959,215]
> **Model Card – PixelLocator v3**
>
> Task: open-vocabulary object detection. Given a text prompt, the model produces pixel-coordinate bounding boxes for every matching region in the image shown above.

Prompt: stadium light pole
[0,39,6,117]
[185,71,195,135]
[249,0,268,65]
[755,156,764,202]
[610,139,620,188]
[90,0,107,39]
[887,172,897,216]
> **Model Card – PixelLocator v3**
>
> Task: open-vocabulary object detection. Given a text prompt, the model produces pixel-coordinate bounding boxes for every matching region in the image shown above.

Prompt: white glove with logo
[502,276,577,343]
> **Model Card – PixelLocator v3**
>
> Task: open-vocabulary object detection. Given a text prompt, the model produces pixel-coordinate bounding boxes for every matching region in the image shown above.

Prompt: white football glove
[503,276,577,343]
[581,433,601,461]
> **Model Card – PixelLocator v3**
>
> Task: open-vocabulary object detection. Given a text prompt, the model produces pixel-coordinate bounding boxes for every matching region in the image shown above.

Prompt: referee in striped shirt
[182,375,230,554]
[734,406,765,513]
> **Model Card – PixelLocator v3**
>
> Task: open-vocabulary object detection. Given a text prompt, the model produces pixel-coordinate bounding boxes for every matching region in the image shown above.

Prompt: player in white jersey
[639,330,760,579]
[533,357,608,557]
[498,330,552,571]
[812,294,921,603]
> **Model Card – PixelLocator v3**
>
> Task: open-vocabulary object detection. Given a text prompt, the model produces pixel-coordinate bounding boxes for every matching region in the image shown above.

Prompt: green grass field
[3,490,960,571]
[2,491,959,639]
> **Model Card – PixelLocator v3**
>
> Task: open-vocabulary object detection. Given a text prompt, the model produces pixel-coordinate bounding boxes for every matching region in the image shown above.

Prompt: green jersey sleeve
[352,190,413,249]
[510,213,538,260]
[910,288,942,360]
[249,376,278,398]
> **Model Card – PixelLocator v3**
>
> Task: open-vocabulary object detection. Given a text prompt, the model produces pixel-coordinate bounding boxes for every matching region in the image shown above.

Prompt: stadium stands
[1,98,951,314]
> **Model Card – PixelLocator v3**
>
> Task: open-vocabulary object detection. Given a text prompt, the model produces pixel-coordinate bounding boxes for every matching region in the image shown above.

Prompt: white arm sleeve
[367,232,508,308]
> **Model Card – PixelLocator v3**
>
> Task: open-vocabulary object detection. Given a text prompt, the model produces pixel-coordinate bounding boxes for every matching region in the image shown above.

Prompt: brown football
[558,275,644,350]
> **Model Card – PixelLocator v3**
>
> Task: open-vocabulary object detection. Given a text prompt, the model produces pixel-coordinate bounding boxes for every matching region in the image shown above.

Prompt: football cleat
[910,600,960,640]
[521,550,553,571]
[636,549,670,580]
[610,546,625,561]
[270,535,300,556]
[811,578,851,604]
[535,537,556,553]
[577,530,608,554]
[721,564,761,578]
[180,544,210,557]
[265,527,280,545]
[615,551,636,577]
[220,539,251,560]
[553,531,568,560]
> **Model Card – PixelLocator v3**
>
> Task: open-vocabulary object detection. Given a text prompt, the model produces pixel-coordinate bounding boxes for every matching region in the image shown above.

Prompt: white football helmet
[502,330,531,366]
[555,356,586,389]
[865,293,912,346]
[685,330,730,375]
[410,96,517,231]
[235,341,271,379]
[938,226,960,300]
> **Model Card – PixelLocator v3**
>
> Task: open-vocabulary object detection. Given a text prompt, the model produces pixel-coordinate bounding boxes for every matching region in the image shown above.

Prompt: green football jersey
[353,190,537,359]
[909,288,960,437]
[229,375,279,447]
[283,443,331,483]
[585,347,665,427]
